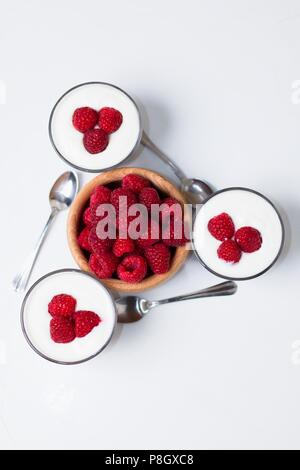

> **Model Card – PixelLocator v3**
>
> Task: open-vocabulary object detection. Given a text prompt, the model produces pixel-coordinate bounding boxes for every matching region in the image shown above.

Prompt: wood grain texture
[67,167,190,293]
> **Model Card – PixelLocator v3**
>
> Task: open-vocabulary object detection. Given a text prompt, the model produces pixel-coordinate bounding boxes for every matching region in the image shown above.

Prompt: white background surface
[0,0,300,450]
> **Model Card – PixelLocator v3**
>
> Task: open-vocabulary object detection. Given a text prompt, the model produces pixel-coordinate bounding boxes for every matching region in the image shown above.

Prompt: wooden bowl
[67,167,189,292]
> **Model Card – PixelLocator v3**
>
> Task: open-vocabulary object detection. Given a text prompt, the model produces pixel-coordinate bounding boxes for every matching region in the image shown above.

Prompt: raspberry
[111,187,137,212]
[131,244,144,257]
[208,213,235,241]
[235,226,262,253]
[48,294,76,318]
[217,239,242,263]
[162,219,189,247]
[90,185,111,207]
[78,227,92,252]
[99,107,123,134]
[123,205,151,238]
[144,243,170,274]
[89,203,115,226]
[111,188,137,227]
[88,226,113,255]
[82,207,93,228]
[72,107,98,133]
[122,174,151,193]
[112,237,135,257]
[83,128,109,154]
[160,197,183,223]
[117,255,148,283]
[117,212,141,238]
[89,252,118,279]
[73,310,101,338]
[136,221,160,249]
[50,316,76,344]
[139,187,160,211]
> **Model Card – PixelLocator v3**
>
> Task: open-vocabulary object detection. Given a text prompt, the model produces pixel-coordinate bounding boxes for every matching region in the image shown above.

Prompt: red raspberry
[48,294,76,318]
[235,226,262,253]
[136,221,160,249]
[50,316,76,344]
[131,244,145,257]
[162,219,189,247]
[160,197,183,223]
[99,107,123,134]
[117,255,148,283]
[117,212,141,237]
[111,187,137,212]
[217,239,242,263]
[88,226,113,255]
[89,252,118,279]
[73,310,101,338]
[121,205,151,238]
[208,213,235,241]
[89,203,115,226]
[111,189,137,228]
[78,227,92,252]
[72,107,98,133]
[90,185,111,207]
[82,207,93,228]
[122,174,151,193]
[144,243,170,274]
[83,128,109,154]
[139,187,160,211]
[112,237,135,257]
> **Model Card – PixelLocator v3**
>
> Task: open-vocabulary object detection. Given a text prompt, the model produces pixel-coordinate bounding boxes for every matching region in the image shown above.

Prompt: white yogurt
[193,189,284,279]
[49,83,141,171]
[22,270,116,364]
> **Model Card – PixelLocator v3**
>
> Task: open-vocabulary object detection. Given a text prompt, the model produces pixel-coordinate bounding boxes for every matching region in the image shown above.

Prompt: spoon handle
[153,281,237,307]
[141,131,186,181]
[12,209,57,293]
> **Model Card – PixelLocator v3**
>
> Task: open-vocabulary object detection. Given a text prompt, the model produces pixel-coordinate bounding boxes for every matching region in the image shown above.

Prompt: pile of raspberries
[208,213,262,263]
[77,173,189,283]
[72,106,123,154]
[48,294,101,344]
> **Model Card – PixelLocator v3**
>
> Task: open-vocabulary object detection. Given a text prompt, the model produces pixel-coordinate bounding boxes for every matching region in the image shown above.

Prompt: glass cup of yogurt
[49,82,142,172]
[192,187,285,281]
[21,269,117,365]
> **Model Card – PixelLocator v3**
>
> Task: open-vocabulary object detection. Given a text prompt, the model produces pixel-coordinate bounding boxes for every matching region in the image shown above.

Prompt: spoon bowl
[181,178,213,205]
[50,171,79,211]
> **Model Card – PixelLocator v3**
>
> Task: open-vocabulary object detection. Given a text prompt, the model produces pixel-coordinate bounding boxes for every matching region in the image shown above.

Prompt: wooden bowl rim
[67,167,190,292]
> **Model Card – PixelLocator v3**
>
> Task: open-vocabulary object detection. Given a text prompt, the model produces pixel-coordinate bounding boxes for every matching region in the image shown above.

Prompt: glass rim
[20,268,118,366]
[192,186,285,281]
[48,81,143,173]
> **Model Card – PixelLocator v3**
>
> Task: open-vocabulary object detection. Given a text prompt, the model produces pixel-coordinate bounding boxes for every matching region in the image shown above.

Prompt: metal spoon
[141,132,213,204]
[116,281,237,323]
[12,171,79,293]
